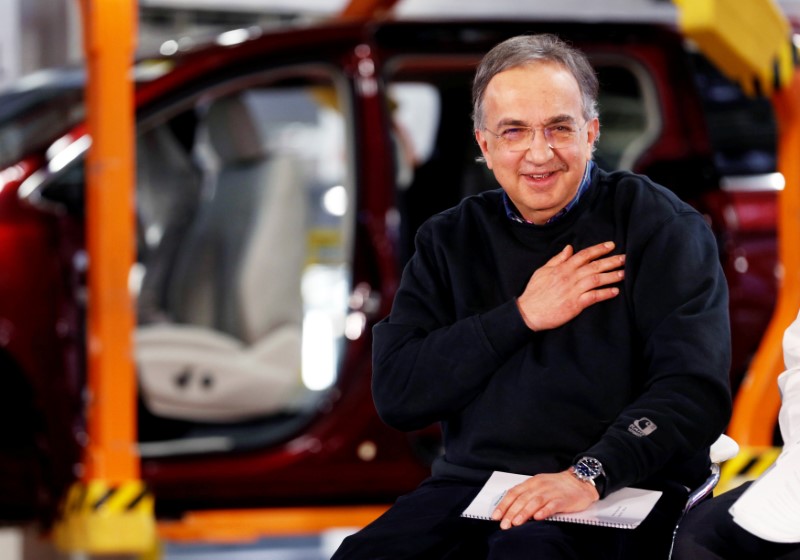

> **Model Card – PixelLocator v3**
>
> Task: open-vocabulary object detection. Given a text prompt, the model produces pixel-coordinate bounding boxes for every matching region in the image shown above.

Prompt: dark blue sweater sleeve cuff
[478,299,532,359]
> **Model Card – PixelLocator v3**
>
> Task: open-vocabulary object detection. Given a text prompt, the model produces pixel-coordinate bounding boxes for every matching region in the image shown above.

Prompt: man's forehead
[483,64,583,124]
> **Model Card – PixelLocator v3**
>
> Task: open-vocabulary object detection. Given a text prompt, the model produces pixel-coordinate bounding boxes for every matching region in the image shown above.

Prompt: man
[673,310,800,559]
[333,33,731,559]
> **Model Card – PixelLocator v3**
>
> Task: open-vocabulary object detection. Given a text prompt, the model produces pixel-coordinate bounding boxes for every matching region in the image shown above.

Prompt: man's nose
[524,130,554,161]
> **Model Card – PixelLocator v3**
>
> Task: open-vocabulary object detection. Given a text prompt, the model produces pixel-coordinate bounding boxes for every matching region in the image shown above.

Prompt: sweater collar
[503,160,595,226]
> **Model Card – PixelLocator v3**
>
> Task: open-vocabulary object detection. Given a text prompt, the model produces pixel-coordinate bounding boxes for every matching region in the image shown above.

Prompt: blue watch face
[576,457,602,478]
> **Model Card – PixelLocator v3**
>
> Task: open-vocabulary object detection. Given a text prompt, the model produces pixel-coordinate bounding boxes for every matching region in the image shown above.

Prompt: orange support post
[53,1,155,554]
[80,0,138,491]
[728,69,800,445]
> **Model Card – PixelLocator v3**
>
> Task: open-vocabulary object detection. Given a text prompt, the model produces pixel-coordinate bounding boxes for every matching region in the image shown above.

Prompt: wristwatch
[571,456,606,494]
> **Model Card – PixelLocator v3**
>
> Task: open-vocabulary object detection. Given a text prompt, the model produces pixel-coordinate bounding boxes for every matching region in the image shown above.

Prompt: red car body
[0,18,779,522]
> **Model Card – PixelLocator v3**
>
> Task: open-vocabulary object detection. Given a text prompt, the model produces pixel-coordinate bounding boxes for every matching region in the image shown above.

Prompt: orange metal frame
[157,505,390,542]
[78,0,139,483]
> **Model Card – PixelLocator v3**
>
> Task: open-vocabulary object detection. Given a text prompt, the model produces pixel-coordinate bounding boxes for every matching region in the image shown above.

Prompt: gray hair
[472,34,599,131]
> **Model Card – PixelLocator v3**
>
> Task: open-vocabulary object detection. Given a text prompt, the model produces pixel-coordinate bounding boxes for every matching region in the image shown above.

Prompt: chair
[668,434,740,559]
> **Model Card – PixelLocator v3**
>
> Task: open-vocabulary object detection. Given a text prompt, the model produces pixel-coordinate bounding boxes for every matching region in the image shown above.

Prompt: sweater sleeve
[581,211,733,493]
[372,223,531,431]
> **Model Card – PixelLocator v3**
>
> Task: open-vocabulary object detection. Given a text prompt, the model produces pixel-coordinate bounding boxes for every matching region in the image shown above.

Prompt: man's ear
[475,129,493,169]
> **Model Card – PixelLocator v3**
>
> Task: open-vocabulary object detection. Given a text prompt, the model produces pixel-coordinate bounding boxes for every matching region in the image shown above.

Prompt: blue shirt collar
[503,160,594,225]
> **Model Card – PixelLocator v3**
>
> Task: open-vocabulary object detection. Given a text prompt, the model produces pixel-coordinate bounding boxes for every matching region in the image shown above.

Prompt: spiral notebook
[461,471,662,529]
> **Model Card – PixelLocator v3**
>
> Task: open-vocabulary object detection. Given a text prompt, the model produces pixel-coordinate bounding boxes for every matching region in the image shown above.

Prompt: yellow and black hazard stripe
[88,480,152,516]
[54,480,156,554]
[717,446,782,495]
[61,480,153,517]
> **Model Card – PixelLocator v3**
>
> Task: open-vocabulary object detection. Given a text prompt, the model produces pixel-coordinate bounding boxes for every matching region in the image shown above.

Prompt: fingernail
[492,509,502,521]
[500,519,511,530]
[604,241,614,248]
[618,270,624,278]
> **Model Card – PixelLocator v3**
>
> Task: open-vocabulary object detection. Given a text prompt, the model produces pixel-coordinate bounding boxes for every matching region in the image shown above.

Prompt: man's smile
[521,169,562,184]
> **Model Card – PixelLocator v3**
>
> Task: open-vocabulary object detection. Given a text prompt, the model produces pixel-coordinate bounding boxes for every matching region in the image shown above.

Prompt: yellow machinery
[675,0,800,448]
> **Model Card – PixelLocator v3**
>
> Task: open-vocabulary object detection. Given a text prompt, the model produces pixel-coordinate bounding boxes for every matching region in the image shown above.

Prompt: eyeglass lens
[492,123,584,151]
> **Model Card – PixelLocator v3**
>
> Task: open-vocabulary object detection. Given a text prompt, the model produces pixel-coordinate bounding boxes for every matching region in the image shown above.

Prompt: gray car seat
[136,93,307,422]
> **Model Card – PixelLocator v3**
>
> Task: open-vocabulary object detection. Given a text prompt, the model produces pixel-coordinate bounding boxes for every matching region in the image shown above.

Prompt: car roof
[155,16,684,75]
[393,0,678,24]
[0,17,687,169]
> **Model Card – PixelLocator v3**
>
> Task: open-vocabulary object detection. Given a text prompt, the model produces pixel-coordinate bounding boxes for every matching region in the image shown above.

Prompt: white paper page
[546,486,662,529]
[461,471,531,520]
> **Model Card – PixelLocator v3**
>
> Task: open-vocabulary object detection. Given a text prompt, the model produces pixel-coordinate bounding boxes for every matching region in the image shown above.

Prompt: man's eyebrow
[495,118,529,128]
[544,114,579,125]
[494,114,578,128]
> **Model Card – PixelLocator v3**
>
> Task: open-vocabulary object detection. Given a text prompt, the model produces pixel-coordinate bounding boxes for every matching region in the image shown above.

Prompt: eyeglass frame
[482,119,589,151]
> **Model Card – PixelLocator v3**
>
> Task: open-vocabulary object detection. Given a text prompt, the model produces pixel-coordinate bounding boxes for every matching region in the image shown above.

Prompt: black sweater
[372,166,732,495]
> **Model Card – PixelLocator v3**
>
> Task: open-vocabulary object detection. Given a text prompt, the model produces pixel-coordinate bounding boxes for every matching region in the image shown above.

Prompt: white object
[709,433,740,464]
[729,310,800,543]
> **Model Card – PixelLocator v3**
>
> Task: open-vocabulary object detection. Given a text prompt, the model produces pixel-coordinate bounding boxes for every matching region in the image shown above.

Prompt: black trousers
[672,481,800,560]
[332,476,686,560]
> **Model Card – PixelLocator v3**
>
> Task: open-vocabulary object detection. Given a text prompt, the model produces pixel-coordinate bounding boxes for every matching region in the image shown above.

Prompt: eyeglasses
[484,120,588,151]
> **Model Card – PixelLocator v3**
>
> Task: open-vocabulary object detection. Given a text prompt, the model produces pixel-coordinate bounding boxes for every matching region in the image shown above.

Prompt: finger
[508,490,567,527]
[577,286,620,307]
[544,244,574,266]
[587,253,626,274]
[494,485,531,527]
[572,260,625,291]
[492,485,525,521]
[578,269,625,292]
[510,497,543,527]
[501,492,543,529]
[531,498,566,521]
[570,241,617,266]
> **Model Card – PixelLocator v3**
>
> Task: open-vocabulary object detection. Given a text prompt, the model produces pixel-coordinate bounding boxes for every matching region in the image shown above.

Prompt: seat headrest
[205,95,267,164]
